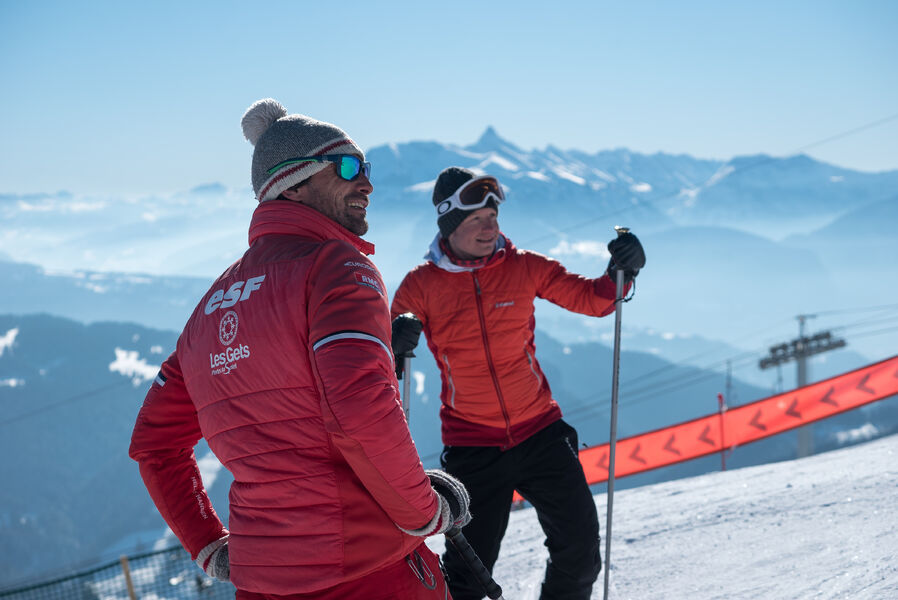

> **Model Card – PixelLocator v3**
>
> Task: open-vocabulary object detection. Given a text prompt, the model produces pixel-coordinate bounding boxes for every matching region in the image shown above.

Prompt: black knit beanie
[432,167,499,238]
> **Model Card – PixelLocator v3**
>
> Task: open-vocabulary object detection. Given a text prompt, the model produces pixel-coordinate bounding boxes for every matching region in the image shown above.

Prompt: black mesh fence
[0,546,235,600]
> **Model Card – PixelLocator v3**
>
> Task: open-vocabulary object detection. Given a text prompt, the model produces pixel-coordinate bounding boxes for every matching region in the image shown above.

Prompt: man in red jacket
[391,167,645,600]
[130,99,470,599]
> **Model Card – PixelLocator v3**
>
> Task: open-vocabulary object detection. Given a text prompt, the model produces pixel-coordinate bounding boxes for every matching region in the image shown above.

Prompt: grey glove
[196,536,230,581]
[398,469,472,537]
[427,469,472,531]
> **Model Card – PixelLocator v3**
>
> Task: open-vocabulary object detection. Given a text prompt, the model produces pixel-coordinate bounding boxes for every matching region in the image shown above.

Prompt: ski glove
[391,313,423,380]
[399,469,472,537]
[196,535,230,581]
[606,231,646,284]
[428,469,472,530]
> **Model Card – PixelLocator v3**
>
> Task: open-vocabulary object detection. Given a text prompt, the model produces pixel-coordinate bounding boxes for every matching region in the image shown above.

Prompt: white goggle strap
[435,190,503,216]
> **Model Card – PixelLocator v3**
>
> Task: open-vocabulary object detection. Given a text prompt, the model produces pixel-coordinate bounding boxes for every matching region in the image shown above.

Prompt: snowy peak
[366,129,720,211]
[467,126,522,155]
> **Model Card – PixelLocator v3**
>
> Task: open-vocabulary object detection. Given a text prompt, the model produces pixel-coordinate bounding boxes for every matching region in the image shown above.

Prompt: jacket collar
[248,199,375,256]
[425,233,509,273]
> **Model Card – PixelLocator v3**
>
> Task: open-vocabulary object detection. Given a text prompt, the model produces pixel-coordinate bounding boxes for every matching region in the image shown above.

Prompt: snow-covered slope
[426,433,898,599]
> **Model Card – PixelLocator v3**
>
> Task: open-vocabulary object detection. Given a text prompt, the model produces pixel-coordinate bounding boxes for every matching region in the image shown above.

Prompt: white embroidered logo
[354,271,384,295]
[210,344,251,376]
[204,275,266,315]
[218,310,239,345]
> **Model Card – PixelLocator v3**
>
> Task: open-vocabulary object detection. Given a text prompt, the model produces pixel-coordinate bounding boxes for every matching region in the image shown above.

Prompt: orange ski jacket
[391,234,621,449]
[130,201,437,595]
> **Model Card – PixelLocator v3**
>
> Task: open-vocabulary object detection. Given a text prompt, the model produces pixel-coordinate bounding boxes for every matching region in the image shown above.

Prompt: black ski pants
[440,419,601,600]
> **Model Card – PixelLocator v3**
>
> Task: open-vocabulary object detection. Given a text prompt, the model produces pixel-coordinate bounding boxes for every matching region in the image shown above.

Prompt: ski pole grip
[614,225,630,237]
[446,527,504,599]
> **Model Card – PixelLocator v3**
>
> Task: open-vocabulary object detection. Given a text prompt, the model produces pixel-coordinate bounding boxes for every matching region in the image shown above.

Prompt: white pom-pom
[241,98,288,146]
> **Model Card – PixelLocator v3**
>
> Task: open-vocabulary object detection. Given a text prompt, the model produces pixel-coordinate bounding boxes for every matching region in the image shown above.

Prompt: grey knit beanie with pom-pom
[241,98,364,202]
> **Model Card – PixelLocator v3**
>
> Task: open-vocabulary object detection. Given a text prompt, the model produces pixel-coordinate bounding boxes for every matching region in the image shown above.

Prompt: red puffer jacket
[391,234,621,449]
[130,201,438,595]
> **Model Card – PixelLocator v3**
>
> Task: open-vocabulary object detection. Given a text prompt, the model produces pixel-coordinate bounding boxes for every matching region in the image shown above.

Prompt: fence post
[119,555,138,600]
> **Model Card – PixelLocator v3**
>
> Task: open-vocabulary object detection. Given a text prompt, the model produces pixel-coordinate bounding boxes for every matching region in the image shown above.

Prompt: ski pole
[603,225,628,600]
[392,312,422,420]
[402,355,412,420]
[446,526,505,600]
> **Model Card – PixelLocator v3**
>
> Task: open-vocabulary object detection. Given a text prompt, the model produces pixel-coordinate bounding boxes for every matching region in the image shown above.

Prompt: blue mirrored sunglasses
[266,154,371,181]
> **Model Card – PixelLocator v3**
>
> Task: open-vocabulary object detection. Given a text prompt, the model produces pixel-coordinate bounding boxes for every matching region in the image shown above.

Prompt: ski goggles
[266,154,372,181]
[435,176,505,216]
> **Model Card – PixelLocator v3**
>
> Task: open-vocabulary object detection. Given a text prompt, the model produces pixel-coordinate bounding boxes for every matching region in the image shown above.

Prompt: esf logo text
[205,275,266,315]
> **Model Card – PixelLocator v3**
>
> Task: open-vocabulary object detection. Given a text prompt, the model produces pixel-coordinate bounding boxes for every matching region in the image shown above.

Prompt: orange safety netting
[514,354,898,501]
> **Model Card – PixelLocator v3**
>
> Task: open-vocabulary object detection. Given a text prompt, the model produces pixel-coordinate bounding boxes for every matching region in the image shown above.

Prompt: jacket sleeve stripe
[313,331,393,362]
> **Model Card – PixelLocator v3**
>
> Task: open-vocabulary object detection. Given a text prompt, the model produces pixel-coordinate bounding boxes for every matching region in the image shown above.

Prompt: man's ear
[281,186,306,203]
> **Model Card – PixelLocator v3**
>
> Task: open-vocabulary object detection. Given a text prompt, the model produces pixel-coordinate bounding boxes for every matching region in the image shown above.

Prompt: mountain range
[2,127,896,359]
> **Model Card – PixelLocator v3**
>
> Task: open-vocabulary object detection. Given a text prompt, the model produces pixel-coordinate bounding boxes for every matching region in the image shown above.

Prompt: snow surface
[551,168,587,185]
[426,434,898,599]
[526,171,550,182]
[0,327,18,356]
[108,347,159,385]
[478,154,520,172]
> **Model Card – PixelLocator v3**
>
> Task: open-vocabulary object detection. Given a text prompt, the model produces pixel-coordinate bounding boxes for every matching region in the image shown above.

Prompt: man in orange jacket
[130,100,470,599]
[391,167,645,600]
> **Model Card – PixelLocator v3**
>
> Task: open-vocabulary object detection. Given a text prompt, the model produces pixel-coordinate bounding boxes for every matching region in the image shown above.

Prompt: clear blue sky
[1,0,896,195]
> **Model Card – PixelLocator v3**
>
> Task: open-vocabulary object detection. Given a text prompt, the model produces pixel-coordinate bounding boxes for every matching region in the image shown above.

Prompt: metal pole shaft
[402,356,412,420]
[603,267,625,600]
[796,316,812,457]
[717,393,727,471]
